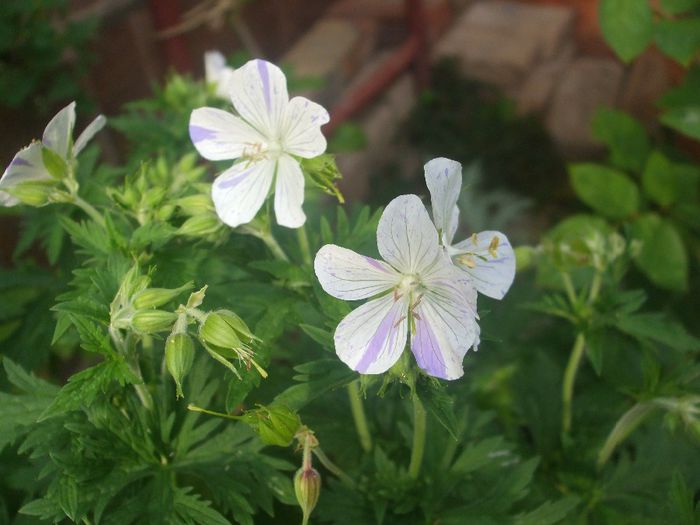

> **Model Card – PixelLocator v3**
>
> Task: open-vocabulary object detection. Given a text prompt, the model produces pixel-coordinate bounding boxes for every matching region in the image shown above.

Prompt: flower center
[241,140,283,162]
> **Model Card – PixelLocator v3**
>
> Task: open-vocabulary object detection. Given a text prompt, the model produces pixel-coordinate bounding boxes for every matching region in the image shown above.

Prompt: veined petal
[0,142,50,206]
[230,59,288,138]
[412,262,478,380]
[42,101,76,159]
[315,244,400,301]
[211,159,274,228]
[73,115,106,156]
[274,154,306,228]
[425,157,462,245]
[190,107,265,161]
[282,96,329,158]
[335,293,408,375]
[451,230,515,300]
[377,194,440,275]
[205,51,236,99]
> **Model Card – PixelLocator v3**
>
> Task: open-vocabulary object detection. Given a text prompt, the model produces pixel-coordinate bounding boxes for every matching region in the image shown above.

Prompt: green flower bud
[244,405,301,447]
[177,215,221,237]
[216,309,259,342]
[132,282,193,309]
[199,312,242,351]
[8,182,56,207]
[165,333,195,398]
[143,187,167,207]
[294,467,321,525]
[131,310,177,334]
[175,194,213,216]
[156,203,176,221]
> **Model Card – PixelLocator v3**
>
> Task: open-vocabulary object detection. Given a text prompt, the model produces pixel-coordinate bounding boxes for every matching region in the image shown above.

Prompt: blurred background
[0,0,693,253]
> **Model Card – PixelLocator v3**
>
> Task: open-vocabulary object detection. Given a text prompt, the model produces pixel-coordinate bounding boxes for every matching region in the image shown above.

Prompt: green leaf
[655,19,700,66]
[570,163,639,219]
[600,0,653,62]
[668,471,698,525]
[299,324,333,350]
[514,496,580,525]
[173,487,232,525]
[661,0,700,14]
[585,329,606,376]
[642,151,679,206]
[273,359,355,411]
[615,313,700,351]
[630,214,689,291]
[417,379,459,440]
[661,105,700,141]
[452,435,507,473]
[592,108,650,172]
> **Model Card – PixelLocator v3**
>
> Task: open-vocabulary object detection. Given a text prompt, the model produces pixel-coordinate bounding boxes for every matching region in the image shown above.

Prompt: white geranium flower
[0,101,106,206]
[424,157,516,300]
[204,50,236,99]
[189,59,329,229]
[314,195,479,380]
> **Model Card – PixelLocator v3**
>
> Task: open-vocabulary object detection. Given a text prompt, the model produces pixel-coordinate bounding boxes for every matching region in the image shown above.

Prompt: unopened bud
[294,467,321,525]
[131,310,177,334]
[177,214,220,236]
[216,309,259,342]
[244,405,301,447]
[165,332,195,398]
[156,203,176,221]
[133,282,193,309]
[176,194,213,216]
[9,182,55,207]
[199,312,242,350]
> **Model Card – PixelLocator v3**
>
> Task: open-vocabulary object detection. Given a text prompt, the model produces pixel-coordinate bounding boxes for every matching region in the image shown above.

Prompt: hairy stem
[260,231,290,261]
[408,395,427,479]
[72,195,106,227]
[347,381,373,452]
[297,225,313,266]
[313,447,356,488]
[562,333,586,435]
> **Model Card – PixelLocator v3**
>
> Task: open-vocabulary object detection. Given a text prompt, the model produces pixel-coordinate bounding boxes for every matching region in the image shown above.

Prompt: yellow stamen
[471,232,478,245]
[457,254,477,268]
[488,236,500,258]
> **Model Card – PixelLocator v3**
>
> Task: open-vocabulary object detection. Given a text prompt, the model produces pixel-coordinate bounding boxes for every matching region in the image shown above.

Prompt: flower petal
[424,157,462,246]
[314,244,400,301]
[0,143,50,206]
[274,154,306,228]
[282,96,329,158]
[451,230,515,300]
[205,51,236,99]
[190,107,265,161]
[42,101,76,159]
[230,59,289,138]
[412,261,478,380]
[335,293,408,375]
[377,194,440,274]
[211,159,275,228]
[73,115,106,156]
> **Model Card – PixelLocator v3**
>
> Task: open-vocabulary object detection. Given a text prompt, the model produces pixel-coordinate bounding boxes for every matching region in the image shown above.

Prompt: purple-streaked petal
[274,154,306,228]
[411,260,479,380]
[451,230,515,300]
[314,244,400,301]
[377,194,440,275]
[230,59,289,138]
[42,101,76,159]
[189,107,265,161]
[335,293,408,375]
[282,96,329,159]
[73,114,106,156]
[0,142,50,207]
[424,157,462,246]
[211,159,275,228]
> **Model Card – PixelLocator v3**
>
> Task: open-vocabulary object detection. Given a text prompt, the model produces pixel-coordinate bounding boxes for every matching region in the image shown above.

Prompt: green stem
[260,231,290,261]
[408,395,427,479]
[560,271,577,306]
[72,195,106,227]
[588,272,603,305]
[347,381,373,452]
[312,447,356,488]
[187,404,243,421]
[562,333,586,435]
[297,225,312,266]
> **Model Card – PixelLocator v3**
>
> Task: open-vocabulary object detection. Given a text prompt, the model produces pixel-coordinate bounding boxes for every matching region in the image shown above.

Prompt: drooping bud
[132,282,193,309]
[294,467,321,525]
[165,332,195,398]
[131,310,177,334]
[177,215,221,237]
[199,312,243,350]
[217,309,259,342]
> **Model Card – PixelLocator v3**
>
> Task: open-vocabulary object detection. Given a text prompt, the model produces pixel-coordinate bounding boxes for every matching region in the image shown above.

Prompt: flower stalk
[408,394,427,479]
[347,381,373,453]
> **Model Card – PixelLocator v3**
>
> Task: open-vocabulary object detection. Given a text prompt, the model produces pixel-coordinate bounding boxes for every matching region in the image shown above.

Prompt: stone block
[546,58,625,155]
[619,49,671,126]
[515,42,575,115]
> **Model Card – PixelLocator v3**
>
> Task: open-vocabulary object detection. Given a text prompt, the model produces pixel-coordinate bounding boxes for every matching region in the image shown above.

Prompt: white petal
[0,143,50,207]
[73,115,106,156]
[451,231,515,300]
[204,50,226,84]
[282,96,329,158]
[230,59,289,138]
[314,244,400,301]
[412,261,478,380]
[211,159,274,228]
[190,107,265,161]
[274,154,306,228]
[42,101,76,159]
[335,293,408,375]
[424,157,462,246]
[377,194,440,274]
